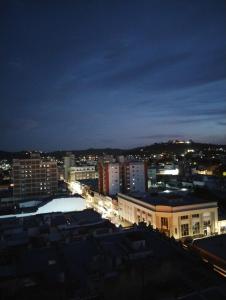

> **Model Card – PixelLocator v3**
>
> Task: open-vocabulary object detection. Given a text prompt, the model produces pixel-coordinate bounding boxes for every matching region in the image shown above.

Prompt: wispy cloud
[135,134,184,140]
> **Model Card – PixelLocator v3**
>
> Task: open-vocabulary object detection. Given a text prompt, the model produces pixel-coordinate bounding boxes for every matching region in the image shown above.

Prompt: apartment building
[13,153,58,201]
[68,165,98,181]
[98,162,121,195]
[123,161,147,193]
[98,157,147,196]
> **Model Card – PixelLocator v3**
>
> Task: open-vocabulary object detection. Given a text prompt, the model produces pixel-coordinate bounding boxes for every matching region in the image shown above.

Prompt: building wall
[108,163,120,195]
[118,193,218,239]
[98,160,147,196]
[218,219,226,233]
[98,162,104,194]
[69,166,98,181]
[13,156,58,201]
[124,162,146,193]
[64,153,75,181]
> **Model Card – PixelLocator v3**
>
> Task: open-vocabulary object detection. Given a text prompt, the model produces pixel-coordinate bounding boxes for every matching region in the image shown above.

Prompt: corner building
[118,192,218,239]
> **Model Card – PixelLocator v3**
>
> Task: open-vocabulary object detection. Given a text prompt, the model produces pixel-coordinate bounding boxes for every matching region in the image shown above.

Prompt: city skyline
[1,0,226,151]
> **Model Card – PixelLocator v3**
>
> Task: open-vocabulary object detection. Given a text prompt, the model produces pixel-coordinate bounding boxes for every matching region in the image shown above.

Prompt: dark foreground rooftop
[193,234,226,263]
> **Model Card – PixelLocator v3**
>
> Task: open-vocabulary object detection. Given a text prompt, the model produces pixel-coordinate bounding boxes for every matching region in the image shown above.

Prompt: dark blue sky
[1,0,226,151]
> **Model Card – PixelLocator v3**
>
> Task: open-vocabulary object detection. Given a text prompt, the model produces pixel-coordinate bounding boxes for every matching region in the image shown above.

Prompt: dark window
[192,222,200,234]
[161,217,168,229]
[192,214,199,218]
[181,224,189,236]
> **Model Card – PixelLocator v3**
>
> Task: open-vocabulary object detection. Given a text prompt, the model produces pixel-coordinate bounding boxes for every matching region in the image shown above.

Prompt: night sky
[1,0,226,151]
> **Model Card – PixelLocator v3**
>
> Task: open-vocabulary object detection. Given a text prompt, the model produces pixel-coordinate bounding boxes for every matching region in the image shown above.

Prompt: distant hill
[1,141,226,161]
[129,141,226,155]
[0,151,30,161]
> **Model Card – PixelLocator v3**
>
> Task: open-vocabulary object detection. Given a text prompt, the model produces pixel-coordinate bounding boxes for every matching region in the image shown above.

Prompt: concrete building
[123,161,147,193]
[64,152,75,181]
[98,158,147,196]
[118,192,218,239]
[98,162,121,195]
[68,165,98,181]
[12,153,58,201]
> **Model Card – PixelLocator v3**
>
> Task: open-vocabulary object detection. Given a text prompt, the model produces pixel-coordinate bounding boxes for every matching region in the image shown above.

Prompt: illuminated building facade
[64,152,75,181]
[118,192,218,239]
[69,165,98,181]
[157,162,179,175]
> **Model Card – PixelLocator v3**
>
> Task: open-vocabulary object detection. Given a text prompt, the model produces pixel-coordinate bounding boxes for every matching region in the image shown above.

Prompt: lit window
[161,217,168,229]
[203,220,211,228]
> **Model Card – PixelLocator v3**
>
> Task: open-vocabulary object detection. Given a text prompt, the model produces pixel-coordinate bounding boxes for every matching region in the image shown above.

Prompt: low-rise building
[68,165,98,181]
[118,192,218,239]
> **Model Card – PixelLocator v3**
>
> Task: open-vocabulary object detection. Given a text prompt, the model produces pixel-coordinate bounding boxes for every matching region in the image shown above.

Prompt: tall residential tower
[98,156,147,196]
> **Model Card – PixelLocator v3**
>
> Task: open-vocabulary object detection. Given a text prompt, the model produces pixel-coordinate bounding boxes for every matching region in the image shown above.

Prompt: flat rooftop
[120,192,216,207]
[0,197,86,219]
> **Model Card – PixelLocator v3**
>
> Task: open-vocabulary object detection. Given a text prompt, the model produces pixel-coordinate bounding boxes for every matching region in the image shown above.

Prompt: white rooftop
[0,197,86,219]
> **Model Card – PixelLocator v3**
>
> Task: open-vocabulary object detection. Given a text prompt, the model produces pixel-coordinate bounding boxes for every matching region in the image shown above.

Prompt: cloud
[218,121,226,126]
[97,51,192,88]
[183,108,226,117]
[135,134,185,140]
[0,119,39,133]
[86,45,226,93]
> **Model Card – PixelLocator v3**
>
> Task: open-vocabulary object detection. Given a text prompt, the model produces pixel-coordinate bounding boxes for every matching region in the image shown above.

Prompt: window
[161,217,168,229]
[181,224,189,236]
[192,222,200,235]
[181,215,188,220]
[203,220,211,228]
[192,214,199,218]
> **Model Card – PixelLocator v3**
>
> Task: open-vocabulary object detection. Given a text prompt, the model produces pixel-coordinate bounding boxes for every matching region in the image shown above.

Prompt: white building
[69,166,98,181]
[108,163,121,195]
